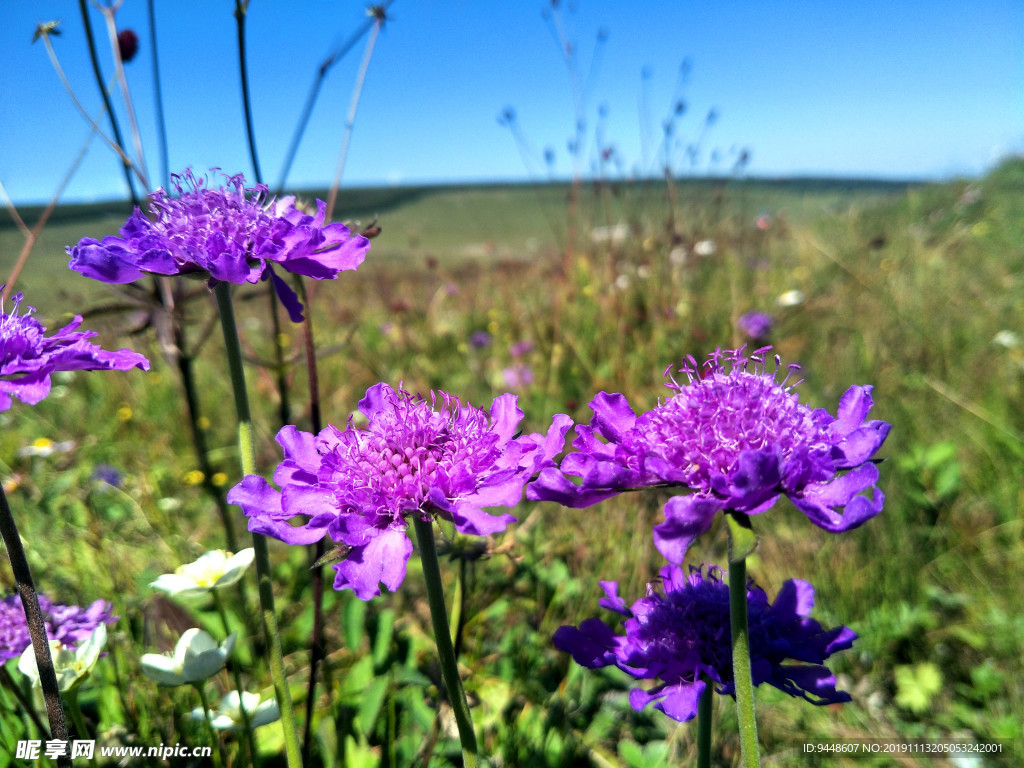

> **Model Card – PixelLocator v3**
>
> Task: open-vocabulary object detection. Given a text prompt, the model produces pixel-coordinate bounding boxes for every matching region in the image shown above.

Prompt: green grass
[2,163,1021,766]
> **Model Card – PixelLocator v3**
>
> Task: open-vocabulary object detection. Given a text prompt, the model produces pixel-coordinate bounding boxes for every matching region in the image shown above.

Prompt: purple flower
[228,383,571,599]
[66,169,369,322]
[1,291,149,410]
[1,593,117,663]
[737,310,774,341]
[468,331,492,349]
[554,564,856,722]
[529,347,889,563]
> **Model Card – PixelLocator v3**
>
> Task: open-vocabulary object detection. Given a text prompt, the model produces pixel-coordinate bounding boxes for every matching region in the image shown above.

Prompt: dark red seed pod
[117,29,139,62]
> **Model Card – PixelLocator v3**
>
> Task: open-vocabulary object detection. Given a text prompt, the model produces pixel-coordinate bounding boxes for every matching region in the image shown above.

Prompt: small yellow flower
[197,416,211,430]
[211,472,228,487]
[116,405,133,422]
[486,320,499,334]
[277,332,290,348]
[33,437,53,450]
[183,470,205,486]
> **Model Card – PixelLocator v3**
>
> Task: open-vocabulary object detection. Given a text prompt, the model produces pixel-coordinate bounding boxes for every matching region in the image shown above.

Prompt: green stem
[728,557,760,768]
[696,679,712,768]
[214,282,303,768]
[77,0,139,205]
[212,591,256,767]
[197,684,225,768]
[0,485,71,767]
[0,667,48,737]
[66,691,97,767]
[412,515,479,768]
[233,0,262,184]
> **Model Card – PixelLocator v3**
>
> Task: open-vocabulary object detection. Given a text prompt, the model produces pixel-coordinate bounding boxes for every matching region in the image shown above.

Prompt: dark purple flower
[468,331,492,350]
[529,347,889,563]
[554,564,855,722]
[1,291,149,410]
[66,170,369,322]
[228,383,571,599]
[737,310,774,341]
[1,593,117,663]
[91,463,124,489]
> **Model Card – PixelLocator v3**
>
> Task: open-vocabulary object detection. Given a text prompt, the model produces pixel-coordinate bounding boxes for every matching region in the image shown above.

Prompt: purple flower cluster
[529,347,889,563]
[1,291,149,410]
[0,593,117,662]
[554,564,855,722]
[66,170,369,322]
[229,383,571,599]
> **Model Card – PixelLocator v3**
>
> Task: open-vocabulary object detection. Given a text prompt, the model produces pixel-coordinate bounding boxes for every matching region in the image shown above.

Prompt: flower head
[554,564,855,722]
[150,548,255,599]
[141,628,236,686]
[228,383,571,599]
[66,170,369,322]
[737,310,774,341]
[191,690,280,731]
[1,594,117,663]
[1,291,149,410]
[18,624,107,692]
[529,347,889,563]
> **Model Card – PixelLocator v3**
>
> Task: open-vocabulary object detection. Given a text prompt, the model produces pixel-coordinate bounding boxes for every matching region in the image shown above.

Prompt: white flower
[18,624,106,692]
[150,549,255,598]
[693,239,716,257]
[992,330,1020,349]
[140,628,236,686]
[191,690,280,731]
[16,438,75,458]
[776,289,805,307]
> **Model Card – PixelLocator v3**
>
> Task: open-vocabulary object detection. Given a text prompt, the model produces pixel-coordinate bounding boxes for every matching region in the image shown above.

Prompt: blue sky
[1,0,1021,204]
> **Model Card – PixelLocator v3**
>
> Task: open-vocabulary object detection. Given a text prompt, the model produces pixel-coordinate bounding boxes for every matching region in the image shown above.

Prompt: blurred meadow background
[1,1,1023,766]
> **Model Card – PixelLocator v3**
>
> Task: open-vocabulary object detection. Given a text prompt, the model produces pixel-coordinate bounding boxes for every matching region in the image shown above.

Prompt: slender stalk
[0,667,48,737]
[213,591,256,767]
[76,0,140,203]
[233,0,262,184]
[275,1,394,194]
[65,691,98,767]
[0,486,71,767]
[696,680,712,768]
[147,0,170,190]
[297,277,325,767]
[97,4,150,187]
[197,684,225,768]
[326,12,383,222]
[412,515,479,768]
[728,558,760,768]
[214,283,303,768]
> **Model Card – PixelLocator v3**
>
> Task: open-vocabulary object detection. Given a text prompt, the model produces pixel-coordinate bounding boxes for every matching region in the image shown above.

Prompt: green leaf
[343,735,381,768]
[618,740,669,768]
[343,594,367,652]
[894,662,943,714]
[371,608,395,669]
[356,676,389,737]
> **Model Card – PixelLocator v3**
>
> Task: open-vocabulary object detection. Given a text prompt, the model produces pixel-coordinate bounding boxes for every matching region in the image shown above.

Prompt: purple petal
[653,494,724,564]
[332,528,413,600]
[833,385,874,436]
[488,393,523,446]
[228,475,327,545]
[264,265,305,323]
[553,618,618,668]
[597,581,631,616]
[653,680,706,722]
[358,382,395,420]
[589,392,637,443]
[792,463,883,532]
[526,467,620,507]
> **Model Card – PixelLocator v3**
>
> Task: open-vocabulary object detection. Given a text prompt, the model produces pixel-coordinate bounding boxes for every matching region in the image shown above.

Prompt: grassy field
[1,164,1022,766]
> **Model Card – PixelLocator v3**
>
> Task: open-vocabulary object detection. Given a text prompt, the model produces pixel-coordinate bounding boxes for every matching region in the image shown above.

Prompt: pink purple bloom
[737,310,774,341]
[66,169,369,322]
[228,383,571,599]
[1,291,149,410]
[554,564,855,722]
[528,347,889,563]
[1,593,117,663]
